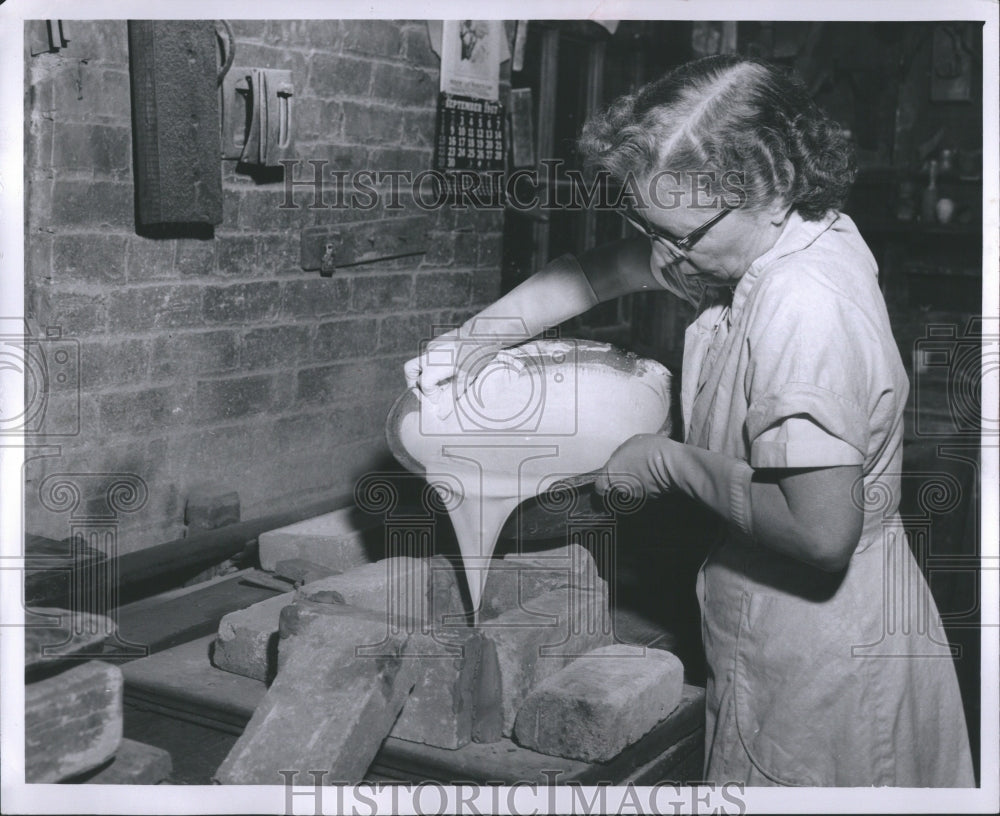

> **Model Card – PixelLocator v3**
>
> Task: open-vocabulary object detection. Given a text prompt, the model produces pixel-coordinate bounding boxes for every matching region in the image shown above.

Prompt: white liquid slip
[388,340,672,618]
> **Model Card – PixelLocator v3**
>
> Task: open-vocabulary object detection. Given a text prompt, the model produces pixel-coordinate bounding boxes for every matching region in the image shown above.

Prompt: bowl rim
[385,339,674,478]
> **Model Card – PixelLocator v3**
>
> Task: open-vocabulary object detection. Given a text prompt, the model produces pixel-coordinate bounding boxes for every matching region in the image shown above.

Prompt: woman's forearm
[667,443,863,571]
[599,435,863,572]
[431,239,657,351]
[448,256,600,346]
[748,466,863,571]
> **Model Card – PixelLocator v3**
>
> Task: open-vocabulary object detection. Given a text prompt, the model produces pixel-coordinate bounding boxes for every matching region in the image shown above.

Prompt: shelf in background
[856,221,983,238]
[853,165,983,185]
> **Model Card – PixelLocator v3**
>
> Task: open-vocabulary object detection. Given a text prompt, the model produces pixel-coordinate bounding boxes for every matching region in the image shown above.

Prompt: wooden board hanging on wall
[127,20,223,230]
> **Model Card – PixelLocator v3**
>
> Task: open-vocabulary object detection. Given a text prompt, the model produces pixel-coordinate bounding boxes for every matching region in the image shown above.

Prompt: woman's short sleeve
[744,271,874,469]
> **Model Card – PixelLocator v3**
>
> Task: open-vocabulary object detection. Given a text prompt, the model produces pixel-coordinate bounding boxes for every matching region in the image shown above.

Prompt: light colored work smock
[577,211,975,786]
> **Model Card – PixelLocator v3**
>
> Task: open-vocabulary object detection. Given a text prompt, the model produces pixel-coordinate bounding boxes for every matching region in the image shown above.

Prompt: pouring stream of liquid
[392,341,672,622]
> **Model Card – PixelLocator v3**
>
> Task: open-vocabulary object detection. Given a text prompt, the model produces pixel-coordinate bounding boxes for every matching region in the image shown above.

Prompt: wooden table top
[122,634,705,785]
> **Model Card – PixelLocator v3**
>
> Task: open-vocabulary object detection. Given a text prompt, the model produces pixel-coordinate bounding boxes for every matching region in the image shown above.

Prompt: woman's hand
[403,251,611,403]
[404,340,459,395]
[649,240,686,272]
[404,338,504,420]
[594,434,677,497]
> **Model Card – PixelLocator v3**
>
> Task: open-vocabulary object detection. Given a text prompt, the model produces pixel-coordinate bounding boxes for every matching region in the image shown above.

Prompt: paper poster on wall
[439,20,502,101]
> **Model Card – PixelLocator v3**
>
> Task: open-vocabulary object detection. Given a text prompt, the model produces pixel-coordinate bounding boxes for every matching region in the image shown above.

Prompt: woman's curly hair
[578,55,856,220]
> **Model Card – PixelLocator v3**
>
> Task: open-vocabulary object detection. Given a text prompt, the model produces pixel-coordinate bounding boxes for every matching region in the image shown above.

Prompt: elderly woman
[406,55,974,786]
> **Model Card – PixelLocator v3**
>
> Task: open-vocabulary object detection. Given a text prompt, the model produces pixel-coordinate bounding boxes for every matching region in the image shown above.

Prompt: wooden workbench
[99,567,705,784]
[122,635,705,785]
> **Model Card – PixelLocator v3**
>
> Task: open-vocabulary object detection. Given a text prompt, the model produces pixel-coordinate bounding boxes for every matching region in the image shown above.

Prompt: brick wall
[24,20,505,553]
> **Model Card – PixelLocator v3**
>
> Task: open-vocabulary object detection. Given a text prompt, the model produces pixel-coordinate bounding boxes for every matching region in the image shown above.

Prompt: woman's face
[634,174,788,286]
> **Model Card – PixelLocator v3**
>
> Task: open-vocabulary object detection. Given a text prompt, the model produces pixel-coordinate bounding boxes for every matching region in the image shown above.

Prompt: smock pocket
[733,589,865,787]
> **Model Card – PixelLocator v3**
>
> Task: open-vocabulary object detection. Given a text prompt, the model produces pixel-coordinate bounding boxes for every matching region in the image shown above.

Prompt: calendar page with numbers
[434,92,506,201]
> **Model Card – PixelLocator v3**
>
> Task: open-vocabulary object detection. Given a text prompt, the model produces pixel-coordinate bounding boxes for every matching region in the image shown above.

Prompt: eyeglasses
[620,205,732,253]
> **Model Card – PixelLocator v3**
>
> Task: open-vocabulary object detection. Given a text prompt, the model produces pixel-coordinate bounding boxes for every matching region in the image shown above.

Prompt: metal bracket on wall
[28,20,70,56]
[220,65,295,165]
[301,215,431,276]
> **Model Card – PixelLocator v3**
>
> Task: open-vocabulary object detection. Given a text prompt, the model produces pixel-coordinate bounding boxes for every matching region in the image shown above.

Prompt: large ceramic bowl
[386,338,673,496]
